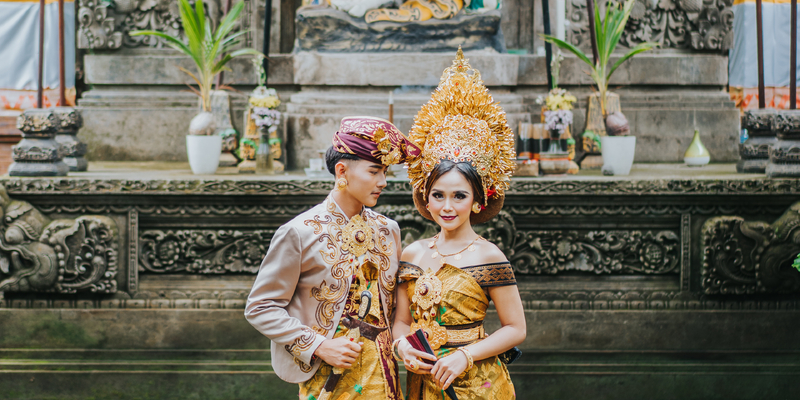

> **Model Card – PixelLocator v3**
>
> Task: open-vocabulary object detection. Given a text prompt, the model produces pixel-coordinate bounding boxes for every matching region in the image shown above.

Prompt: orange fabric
[730,87,800,111]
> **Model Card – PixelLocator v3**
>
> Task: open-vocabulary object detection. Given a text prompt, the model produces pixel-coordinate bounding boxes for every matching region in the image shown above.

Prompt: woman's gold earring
[472,202,482,214]
[336,178,348,191]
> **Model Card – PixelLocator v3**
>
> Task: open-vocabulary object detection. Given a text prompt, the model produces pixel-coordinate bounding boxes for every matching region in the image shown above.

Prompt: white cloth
[0,0,75,91]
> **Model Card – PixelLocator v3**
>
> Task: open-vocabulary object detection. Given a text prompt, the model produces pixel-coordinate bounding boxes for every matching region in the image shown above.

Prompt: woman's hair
[424,160,485,205]
[325,146,361,175]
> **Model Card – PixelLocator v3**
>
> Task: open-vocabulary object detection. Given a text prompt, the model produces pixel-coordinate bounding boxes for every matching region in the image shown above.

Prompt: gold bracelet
[457,347,474,371]
[392,338,403,361]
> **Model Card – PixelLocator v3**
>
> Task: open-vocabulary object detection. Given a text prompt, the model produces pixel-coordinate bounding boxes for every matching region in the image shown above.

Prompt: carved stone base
[295,7,505,52]
[11,109,69,177]
[736,158,768,173]
[8,158,70,177]
[52,107,88,172]
[766,140,800,177]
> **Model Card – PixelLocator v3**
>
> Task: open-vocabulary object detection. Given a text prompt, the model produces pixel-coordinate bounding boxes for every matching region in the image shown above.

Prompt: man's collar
[326,194,366,221]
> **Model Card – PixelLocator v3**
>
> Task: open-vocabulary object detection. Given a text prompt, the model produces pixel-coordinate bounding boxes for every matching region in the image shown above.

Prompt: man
[245,116,420,400]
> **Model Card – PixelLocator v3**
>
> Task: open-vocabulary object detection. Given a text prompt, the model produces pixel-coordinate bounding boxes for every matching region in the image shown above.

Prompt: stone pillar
[737,109,776,173]
[53,107,88,171]
[766,110,800,177]
[10,109,69,176]
[210,91,240,171]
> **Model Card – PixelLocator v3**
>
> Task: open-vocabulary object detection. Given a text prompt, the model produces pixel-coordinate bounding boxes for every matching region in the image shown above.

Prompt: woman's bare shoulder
[400,238,431,263]
[473,239,508,264]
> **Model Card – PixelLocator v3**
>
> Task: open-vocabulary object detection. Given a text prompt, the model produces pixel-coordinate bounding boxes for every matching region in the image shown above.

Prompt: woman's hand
[398,338,436,375]
[431,351,469,390]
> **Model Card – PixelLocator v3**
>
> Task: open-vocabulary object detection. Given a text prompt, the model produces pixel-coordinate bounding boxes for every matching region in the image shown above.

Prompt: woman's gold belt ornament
[410,268,447,350]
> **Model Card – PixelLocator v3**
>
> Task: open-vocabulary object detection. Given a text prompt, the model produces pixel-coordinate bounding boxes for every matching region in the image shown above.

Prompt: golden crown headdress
[406,47,516,206]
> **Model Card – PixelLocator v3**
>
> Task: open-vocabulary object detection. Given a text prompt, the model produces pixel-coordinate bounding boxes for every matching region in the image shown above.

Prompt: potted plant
[542,0,657,175]
[535,52,579,175]
[130,0,263,175]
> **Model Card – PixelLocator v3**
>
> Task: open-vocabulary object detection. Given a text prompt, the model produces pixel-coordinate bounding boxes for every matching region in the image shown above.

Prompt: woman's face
[341,159,388,207]
[427,169,474,231]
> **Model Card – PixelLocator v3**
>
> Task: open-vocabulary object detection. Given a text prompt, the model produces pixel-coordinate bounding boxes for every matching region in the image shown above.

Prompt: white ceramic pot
[186,135,222,175]
[600,136,636,176]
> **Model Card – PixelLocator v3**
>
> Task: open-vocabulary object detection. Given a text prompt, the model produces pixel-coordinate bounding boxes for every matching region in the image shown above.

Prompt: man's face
[341,159,388,207]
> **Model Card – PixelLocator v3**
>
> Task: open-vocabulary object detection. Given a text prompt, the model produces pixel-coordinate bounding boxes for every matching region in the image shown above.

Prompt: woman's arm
[460,284,527,361]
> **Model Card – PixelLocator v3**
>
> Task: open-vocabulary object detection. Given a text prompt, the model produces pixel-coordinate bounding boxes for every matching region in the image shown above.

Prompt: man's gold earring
[336,178,348,191]
[472,202,482,214]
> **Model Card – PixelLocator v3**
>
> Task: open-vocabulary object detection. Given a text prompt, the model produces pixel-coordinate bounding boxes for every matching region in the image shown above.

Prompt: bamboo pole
[791,0,797,109]
[58,0,66,106]
[756,0,766,109]
[37,0,45,108]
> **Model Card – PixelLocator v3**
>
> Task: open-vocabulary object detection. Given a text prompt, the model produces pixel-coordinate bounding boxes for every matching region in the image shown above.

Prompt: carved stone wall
[702,202,800,295]
[567,0,734,51]
[0,176,798,310]
[0,185,120,294]
[77,0,252,50]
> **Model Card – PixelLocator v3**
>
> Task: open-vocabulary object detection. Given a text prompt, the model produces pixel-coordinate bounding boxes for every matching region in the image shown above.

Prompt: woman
[391,49,527,399]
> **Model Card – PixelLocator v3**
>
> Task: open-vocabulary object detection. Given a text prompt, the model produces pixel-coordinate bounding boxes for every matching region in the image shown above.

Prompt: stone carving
[702,202,800,294]
[53,107,88,172]
[10,109,69,177]
[738,109,777,173]
[295,7,505,52]
[5,178,800,196]
[139,229,274,274]
[374,206,681,275]
[77,0,229,50]
[767,110,800,178]
[8,287,800,310]
[0,185,119,293]
[567,0,733,51]
[77,0,123,49]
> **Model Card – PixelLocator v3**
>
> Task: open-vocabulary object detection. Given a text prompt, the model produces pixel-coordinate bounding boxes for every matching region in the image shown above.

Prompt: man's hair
[325,146,361,175]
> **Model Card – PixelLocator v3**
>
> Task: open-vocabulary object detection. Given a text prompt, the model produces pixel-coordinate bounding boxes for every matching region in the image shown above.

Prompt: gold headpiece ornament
[406,47,515,207]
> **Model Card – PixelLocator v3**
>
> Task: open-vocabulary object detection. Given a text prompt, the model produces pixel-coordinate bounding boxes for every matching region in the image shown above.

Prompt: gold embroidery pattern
[341,215,374,258]
[304,198,396,335]
[462,263,517,287]
[285,327,316,373]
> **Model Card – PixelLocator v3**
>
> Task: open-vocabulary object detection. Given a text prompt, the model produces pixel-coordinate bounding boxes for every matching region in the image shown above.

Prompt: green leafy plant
[793,252,800,272]
[130,0,262,112]
[541,0,657,117]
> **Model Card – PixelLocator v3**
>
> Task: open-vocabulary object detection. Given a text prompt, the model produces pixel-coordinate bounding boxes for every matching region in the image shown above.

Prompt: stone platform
[77,52,740,168]
[0,163,799,399]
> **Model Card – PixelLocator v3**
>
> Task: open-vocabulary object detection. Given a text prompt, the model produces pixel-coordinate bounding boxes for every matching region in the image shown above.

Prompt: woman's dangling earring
[336,178,348,191]
[472,202,482,214]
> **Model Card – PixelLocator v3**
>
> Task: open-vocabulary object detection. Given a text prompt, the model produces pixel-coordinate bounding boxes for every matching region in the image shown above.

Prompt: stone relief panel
[376,205,682,275]
[139,229,274,274]
[702,202,800,295]
[0,186,119,293]
[567,0,733,51]
[77,0,249,50]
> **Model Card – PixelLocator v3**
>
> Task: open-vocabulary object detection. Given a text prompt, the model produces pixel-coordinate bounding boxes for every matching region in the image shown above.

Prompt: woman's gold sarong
[399,261,517,399]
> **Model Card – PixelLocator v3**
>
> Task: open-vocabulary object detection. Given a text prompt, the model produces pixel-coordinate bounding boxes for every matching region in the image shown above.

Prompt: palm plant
[130,0,262,113]
[542,0,657,117]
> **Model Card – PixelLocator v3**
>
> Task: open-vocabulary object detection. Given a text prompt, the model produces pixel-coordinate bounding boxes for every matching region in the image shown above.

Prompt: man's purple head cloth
[332,116,422,166]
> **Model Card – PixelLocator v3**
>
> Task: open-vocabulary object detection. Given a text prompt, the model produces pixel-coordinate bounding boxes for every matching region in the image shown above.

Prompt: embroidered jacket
[245,196,401,383]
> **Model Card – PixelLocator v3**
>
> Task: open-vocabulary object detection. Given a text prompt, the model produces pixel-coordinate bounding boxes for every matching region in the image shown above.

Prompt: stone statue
[0,185,119,294]
[305,0,498,22]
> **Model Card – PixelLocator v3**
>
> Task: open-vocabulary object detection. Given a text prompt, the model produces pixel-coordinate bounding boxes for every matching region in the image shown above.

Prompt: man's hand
[313,337,363,369]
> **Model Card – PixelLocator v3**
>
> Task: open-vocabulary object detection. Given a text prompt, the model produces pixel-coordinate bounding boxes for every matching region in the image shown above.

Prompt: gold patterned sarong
[399,261,517,399]
[299,261,401,400]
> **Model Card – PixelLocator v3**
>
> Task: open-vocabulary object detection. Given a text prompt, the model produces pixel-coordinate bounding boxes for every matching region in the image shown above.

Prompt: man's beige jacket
[245,196,401,383]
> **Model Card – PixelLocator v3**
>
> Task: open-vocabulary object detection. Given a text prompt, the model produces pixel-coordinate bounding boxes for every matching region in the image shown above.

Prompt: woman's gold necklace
[429,234,482,265]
